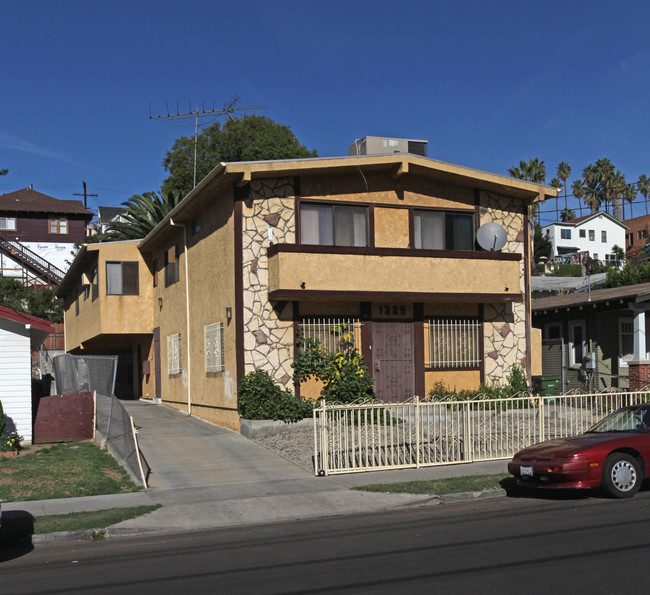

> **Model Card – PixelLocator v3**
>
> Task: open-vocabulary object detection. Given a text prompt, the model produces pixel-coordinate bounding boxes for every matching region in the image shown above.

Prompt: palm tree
[508,158,547,227]
[557,161,571,211]
[560,207,576,222]
[637,175,649,215]
[103,190,183,240]
[550,176,563,221]
[624,182,637,219]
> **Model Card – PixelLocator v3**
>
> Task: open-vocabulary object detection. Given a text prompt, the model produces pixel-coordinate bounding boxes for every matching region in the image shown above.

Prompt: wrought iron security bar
[425,318,480,368]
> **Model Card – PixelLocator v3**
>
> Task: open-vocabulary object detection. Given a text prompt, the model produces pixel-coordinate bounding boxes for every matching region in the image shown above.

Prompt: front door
[372,322,414,403]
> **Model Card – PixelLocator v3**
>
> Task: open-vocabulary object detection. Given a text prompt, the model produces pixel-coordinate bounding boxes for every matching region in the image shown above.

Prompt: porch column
[628,305,650,391]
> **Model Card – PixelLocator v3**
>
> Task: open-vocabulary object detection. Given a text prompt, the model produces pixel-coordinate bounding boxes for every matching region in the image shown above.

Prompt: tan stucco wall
[64,241,153,352]
[425,370,481,395]
[375,207,410,248]
[151,190,239,431]
[530,327,542,376]
[269,251,521,297]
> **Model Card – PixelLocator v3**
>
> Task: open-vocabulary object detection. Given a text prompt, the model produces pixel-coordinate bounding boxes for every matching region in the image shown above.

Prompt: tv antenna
[149,96,266,188]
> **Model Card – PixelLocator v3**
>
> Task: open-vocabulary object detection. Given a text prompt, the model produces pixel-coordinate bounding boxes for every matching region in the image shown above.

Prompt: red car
[508,404,650,498]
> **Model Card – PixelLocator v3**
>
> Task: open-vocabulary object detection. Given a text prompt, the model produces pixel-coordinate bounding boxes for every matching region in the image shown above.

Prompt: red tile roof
[0,305,54,333]
[0,188,94,217]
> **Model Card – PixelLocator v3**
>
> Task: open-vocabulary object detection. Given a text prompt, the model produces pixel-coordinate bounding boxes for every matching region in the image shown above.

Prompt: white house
[0,306,53,443]
[542,212,628,264]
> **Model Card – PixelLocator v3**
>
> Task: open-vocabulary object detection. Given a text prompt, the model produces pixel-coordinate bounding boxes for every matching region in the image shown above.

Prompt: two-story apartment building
[58,154,556,431]
[0,187,94,285]
[542,212,628,265]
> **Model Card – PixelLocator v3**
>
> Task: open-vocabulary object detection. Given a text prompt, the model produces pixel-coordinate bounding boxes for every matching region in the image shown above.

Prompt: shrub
[237,369,312,423]
[0,400,5,434]
[427,364,530,401]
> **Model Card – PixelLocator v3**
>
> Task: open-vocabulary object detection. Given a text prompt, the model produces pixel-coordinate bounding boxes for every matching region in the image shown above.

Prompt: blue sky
[2,0,649,226]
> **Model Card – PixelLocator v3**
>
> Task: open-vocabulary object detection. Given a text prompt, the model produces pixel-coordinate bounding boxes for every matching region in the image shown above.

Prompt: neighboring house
[624,213,650,258]
[96,206,127,235]
[55,240,153,400]
[0,305,54,442]
[542,212,627,265]
[58,153,557,432]
[533,282,650,394]
[531,273,607,299]
[0,187,94,285]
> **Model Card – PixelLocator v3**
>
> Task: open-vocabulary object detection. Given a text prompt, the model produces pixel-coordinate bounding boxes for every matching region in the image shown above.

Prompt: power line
[149,96,266,187]
[73,180,97,210]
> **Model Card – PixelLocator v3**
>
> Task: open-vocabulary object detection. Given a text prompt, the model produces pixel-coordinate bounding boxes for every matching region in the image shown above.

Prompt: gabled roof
[543,211,629,230]
[0,188,94,218]
[138,153,559,251]
[0,305,54,333]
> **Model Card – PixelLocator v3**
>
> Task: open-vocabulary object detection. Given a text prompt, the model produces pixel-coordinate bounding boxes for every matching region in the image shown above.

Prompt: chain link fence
[51,354,149,486]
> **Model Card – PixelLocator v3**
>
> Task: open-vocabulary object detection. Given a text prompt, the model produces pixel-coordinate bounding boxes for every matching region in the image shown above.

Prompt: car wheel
[601,453,642,498]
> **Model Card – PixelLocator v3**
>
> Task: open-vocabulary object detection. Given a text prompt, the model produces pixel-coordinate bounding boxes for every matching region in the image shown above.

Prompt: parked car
[508,404,650,498]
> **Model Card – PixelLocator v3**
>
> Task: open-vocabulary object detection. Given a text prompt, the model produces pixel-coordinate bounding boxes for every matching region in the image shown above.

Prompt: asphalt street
[3,488,650,594]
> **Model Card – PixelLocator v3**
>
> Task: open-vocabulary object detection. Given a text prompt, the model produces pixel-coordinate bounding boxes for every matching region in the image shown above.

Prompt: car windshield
[587,405,650,433]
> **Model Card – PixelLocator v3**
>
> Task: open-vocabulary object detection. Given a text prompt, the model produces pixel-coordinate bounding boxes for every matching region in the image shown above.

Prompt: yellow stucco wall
[530,327,542,376]
[374,206,410,248]
[150,189,240,431]
[269,251,521,297]
[64,241,153,352]
[425,370,481,395]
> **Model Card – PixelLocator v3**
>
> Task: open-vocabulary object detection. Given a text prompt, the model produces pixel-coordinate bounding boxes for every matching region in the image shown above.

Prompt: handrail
[0,231,65,283]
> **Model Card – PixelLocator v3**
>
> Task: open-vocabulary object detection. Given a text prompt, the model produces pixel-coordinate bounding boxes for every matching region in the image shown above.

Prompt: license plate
[520,465,533,478]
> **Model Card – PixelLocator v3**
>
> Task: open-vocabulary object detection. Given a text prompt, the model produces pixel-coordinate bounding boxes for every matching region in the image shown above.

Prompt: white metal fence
[312,390,649,476]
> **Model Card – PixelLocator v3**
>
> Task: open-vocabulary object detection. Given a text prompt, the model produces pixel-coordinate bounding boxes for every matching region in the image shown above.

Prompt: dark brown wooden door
[153,327,161,399]
[372,322,414,403]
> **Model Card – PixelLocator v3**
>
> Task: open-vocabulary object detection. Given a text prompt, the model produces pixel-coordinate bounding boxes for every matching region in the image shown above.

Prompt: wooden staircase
[0,231,65,285]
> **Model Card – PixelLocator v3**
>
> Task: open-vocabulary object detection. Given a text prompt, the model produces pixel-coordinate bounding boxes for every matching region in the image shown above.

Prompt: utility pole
[73,180,97,209]
[149,96,266,188]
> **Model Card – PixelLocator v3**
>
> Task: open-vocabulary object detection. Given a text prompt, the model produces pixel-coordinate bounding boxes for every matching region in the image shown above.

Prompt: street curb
[24,488,509,545]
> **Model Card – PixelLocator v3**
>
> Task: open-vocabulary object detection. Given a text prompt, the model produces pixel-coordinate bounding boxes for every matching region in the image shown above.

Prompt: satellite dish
[476,222,507,251]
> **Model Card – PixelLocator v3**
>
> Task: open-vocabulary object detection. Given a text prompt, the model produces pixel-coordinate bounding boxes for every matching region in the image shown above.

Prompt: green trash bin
[538,374,560,396]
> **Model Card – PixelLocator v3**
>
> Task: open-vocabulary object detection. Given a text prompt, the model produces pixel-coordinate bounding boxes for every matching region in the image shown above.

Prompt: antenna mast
[149,96,266,188]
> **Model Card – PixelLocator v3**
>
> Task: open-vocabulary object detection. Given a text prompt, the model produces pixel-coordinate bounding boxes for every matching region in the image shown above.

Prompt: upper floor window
[49,217,68,234]
[560,228,571,240]
[164,244,180,287]
[601,230,607,242]
[579,229,586,238]
[588,230,595,241]
[414,210,474,251]
[0,216,16,230]
[91,267,99,301]
[300,203,368,247]
[106,261,139,295]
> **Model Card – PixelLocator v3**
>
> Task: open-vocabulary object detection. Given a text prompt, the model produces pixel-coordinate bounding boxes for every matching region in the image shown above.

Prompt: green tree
[550,176,563,221]
[102,190,183,241]
[161,115,318,196]
[557,161,572,211]
[0,168,7,176]
[560,207,576,221]
[0,277,62,322]
[533,223,552,262]
[508,158,546,183]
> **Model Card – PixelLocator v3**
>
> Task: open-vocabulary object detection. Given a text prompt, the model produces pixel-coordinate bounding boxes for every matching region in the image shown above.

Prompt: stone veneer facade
[241,178,296,387]
[479,191,528,385]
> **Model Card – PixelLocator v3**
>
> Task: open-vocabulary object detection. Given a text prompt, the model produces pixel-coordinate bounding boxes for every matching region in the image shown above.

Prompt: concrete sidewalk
[2,400,510,540]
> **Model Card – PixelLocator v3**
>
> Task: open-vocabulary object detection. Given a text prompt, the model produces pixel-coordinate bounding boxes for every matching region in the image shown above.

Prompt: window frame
[0,216,16,230]
[543,322,562,341]
[568,320,586,367]
[560,228,571,240]
[601,230,607,243]
[105,261,139,296]
[588,229,595,241]
[49,216,68,234]
[164,244,180,287]
[579,229,586,238]
[299,202,369,247]
[167,333,182,375]
[204,322,225,373]
[413,208,475,252]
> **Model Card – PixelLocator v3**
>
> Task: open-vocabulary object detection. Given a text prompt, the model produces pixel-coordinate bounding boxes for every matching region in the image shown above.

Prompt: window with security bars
[425,318,481,368]
[298,318,362,353]
[167,333,182,375]
[205,322,224,373]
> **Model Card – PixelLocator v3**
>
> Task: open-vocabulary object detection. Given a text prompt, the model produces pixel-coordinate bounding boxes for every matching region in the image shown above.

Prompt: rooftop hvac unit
[349,136,428,157]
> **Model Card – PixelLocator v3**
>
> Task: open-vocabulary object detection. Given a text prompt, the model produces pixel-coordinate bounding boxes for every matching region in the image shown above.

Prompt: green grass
[353,473,516,496]
[0,441,141,502]
[0,505,161,545]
